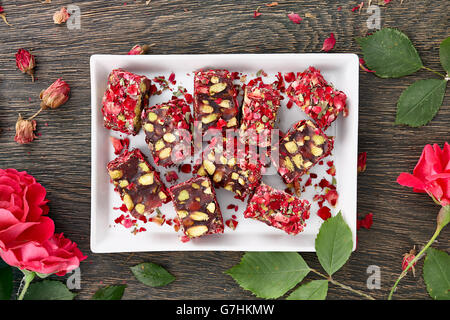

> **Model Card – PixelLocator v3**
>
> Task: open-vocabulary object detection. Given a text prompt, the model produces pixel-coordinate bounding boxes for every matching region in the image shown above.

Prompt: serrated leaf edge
[315,212,353,276]
[286,280,328,300]
[358,28,423,78]
[225,253,310,299]
[395,79,447,127]
[423,248,450,300]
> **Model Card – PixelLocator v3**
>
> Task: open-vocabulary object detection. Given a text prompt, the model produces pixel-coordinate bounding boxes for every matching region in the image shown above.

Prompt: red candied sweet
[193,69,239,134]
[286,66,348,129]
[102,69,152,135]
[273,119,334,184]
[141,98,192,167]
[107,148,170,218]
[196,137,262,200]
[168,176,224,239]
[240,79,281,148]
[244,183,310,235]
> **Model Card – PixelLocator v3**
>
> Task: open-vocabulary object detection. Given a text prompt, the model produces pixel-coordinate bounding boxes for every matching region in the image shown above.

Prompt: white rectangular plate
[90,53,358,253]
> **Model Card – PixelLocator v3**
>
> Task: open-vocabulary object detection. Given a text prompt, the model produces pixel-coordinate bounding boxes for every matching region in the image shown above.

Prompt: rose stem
[17,272,36,300]
[387,223,444,300]
[28,107,43,120]
[309,268,376,300]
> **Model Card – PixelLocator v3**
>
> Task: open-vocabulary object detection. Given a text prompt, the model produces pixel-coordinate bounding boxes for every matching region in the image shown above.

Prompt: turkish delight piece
[286,66,347,129]
[102,68,152,135]
[107,148,169,218]
[193,69,239,133]
[169,176,224,239]
[142,98,192,167]
[273,120,333,183]
[244,183,311,235]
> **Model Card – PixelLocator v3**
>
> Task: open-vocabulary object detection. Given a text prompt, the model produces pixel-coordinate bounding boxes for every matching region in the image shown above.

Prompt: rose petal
[287,12,302,24]
[321,33,336,52]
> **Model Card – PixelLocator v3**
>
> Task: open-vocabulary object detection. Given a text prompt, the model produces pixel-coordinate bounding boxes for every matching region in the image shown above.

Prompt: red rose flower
[0,233,86,276]
[0,169,54,250]
[397,143,450,206]
[40,78,71,110]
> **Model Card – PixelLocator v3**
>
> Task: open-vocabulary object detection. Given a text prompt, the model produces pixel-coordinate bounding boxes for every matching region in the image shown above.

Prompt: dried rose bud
[402,247,417,276]
[40,78,70,110]
[53,7,70,24]
[15,49,36,82]
[128,44,150,55]
[15,115,37,144]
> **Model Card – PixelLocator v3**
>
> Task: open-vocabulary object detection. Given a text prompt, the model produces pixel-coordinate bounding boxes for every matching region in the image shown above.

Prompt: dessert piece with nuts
[142,98,192,167]
[102,68,152,135]
[239,79,281,148]
[196,137,262,200]
[168,176,224,239]
[193,69,239,134]
[273,120,334,184]
[286,66,348,130]
[244,183,311,235]
[107,148,170,218]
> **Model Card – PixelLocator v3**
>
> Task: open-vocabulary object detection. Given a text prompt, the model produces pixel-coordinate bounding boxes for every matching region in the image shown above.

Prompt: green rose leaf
[92,285,126,300]
[356,28,423,78]
[130,262,175,287]
[395,79,446,127]
[0,264,13,300]
[23,280,76,300]
[315,212,353,276]
[286,280,328,300]
[225,252,310,299]
[439,36,450,74]
[423,248,450,300]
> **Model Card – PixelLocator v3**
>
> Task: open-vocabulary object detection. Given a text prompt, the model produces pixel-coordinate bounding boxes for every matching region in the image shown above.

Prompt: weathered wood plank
[0,0,448,300]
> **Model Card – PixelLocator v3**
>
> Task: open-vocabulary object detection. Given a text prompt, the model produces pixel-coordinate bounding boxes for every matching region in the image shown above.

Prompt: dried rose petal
[225,219,238,230]
[351,2,364,13]
[165,171,179,183]
[359,58,375,73]
[253,10,261,18]
[287,12,302,24]
[266,2,278,6]
[317,206,331,220]
[15,49,36,82]
[53,7,70,24]
[357,213,373,230]
[40,78,70,110]
[321,33,336,52]
[180,164,192,174]
[168,72,176,85]
[357,152,367,173]
[110,136,129,155]
[324,189,338,206]
[15,115,37,144]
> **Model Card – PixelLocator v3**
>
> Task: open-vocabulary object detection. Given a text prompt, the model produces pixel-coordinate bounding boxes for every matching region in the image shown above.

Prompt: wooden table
[0,0,448,300]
